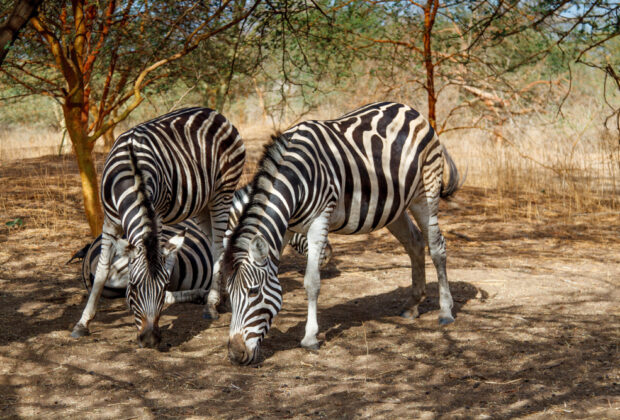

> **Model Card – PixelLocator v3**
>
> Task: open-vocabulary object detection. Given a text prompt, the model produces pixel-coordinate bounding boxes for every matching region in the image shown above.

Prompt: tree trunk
[64,106,103,237]
[253,76,268,124]
[73,136,104,236]
[423,0,438,130]
[102,125,115,153]
[0,0,43,66]
[215,81,227,112]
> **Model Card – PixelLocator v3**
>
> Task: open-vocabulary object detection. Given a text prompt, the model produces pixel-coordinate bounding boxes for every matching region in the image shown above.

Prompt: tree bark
[423,0,439,130]
[0,0,43,66]
[64,104,103,236]
[73,135,103,236]
[102,126,115,153]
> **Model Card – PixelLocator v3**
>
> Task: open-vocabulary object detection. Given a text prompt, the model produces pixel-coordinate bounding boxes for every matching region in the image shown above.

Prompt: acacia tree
[333,0,618,135]
[1,0,260,236]
[0,0,42,65]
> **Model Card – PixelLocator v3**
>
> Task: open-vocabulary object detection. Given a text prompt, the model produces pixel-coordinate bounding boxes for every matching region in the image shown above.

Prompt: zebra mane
[223,133,291,272]
[126,142,162,274]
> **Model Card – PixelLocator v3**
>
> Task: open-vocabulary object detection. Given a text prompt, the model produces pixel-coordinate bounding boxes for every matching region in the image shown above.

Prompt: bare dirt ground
[0,151,618,419]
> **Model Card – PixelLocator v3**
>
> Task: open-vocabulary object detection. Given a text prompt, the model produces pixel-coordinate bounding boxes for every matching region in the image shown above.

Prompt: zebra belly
[327,181,415,235]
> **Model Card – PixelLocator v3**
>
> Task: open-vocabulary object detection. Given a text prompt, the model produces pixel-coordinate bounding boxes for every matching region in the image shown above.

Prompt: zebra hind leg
[409,199,454,325]
[386,212,427,319]
[199,194,234,320]
[289,232,333,268]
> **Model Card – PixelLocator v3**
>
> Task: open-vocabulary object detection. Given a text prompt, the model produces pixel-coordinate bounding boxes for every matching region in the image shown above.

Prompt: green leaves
[5,218,23,228]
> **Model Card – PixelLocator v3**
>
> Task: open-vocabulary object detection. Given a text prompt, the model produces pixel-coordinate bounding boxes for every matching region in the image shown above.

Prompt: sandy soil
[0,152,618,419]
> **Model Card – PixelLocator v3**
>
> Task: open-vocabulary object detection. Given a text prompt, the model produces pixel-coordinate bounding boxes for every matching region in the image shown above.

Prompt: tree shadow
[261,281,482,360]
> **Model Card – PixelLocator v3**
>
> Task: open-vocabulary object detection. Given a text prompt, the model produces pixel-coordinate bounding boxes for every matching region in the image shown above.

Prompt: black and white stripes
[229,184,333,267]
[224,102,460,364]
[79,219,212,304]
[71,107,245,347]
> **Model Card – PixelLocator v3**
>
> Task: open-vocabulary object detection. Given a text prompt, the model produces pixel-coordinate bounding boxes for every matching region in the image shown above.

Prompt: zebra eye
[248,286,260,296]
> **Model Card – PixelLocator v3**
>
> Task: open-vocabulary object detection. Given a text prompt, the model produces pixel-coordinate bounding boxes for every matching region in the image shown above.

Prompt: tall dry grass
[1,70,617,222]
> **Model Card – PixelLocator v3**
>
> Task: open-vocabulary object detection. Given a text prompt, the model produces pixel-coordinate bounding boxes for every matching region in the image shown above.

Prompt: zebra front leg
[71,224,117,337]
[300,213,330,350]
[387,212,427,319]
[410,200,454,325]
[164,289,208,305]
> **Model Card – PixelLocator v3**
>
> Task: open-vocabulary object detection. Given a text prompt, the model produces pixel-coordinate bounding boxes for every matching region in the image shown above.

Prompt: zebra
[223,102,460,364]
[228,184,333,268]
[71,107,245,348]
[71,183,333,323]
[74,219,212,304]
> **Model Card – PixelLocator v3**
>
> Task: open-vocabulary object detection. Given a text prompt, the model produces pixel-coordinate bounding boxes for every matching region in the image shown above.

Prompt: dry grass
[1,72,617,221]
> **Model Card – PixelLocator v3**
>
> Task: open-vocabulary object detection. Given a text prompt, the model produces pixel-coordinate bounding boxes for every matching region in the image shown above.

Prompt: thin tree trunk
[102,125,115,153]
[0,0,43,66]
[253,76,268,124]
[215,81,227,111]
[423,0,439,130]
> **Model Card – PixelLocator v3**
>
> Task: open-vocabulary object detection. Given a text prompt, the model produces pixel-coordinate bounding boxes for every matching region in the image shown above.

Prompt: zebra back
[102,107,245,228]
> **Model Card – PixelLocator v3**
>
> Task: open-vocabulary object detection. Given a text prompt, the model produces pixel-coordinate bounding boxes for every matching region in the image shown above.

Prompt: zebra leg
[320,241,333,268]
[386,212,426,319]
[300,214,330,350]
[289,233,333,268]
[164,289,208,305]
[200,194,233,319]
[71,222,118,337]
[409,199,454,325]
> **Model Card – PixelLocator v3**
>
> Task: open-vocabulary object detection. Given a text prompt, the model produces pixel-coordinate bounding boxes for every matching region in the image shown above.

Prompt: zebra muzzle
[138,324,162,348]
[228,334,254,365]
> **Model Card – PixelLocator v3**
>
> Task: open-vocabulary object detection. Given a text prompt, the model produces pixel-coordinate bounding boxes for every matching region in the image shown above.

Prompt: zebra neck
[233,175,299,266]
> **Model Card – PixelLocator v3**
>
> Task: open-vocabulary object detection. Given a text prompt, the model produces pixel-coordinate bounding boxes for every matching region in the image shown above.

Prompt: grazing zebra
[71,107,245,348]
[74,188,332,307]
[223,102,460,364]
[72,185,333,320]
[229,184,333,268]
[75,219,212,304]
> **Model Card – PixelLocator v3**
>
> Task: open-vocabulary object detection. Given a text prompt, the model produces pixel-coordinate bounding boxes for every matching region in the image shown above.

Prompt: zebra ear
[249,234,269,264]
[162,231,185,274]
[163,230,186,258]
[115,238,137,260]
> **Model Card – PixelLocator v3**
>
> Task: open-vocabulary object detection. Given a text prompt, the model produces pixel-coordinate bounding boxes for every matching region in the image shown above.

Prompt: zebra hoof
[439,315,455,325]
[301,341,320,351]
[70,324,90,338]
[202,308,219,320]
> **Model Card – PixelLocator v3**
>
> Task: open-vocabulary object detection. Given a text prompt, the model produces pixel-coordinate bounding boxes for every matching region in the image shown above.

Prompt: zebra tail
[440,145,465,199]
[66,242,91,264]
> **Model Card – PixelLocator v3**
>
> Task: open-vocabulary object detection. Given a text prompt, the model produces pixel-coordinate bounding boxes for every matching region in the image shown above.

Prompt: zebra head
[115,231,185,348]
[226,234,282,365]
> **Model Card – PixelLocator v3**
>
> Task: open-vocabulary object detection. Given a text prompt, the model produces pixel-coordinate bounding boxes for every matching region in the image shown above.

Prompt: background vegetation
[1,0,618,234]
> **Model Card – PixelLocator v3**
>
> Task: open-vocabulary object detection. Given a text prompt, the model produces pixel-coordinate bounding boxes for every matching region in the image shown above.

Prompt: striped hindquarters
[101,107,245,229]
